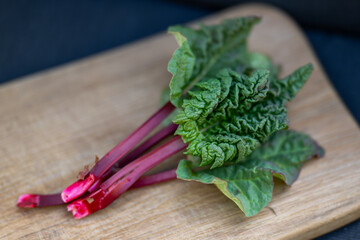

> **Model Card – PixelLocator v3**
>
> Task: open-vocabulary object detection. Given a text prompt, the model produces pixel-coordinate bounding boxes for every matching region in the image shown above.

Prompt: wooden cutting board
[1,3,359,240]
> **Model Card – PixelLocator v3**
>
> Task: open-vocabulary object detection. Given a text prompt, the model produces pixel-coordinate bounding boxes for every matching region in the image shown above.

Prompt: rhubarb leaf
[168,17,260,107]
[173,68,277,168]
[267,63,313,103]
[168,17,314,168]
[177,160,273,217]
[177,130,324,216]
[243,130,325,184]
[173,64,313,168]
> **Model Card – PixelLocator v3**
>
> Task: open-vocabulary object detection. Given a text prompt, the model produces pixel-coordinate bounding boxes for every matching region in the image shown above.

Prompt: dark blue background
[0,1,359,239]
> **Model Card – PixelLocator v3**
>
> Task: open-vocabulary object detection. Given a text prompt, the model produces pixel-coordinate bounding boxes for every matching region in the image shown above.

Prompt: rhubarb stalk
[18,123,178,208]
[87,123,178,192]
[62,101,175,202]
[17,193,63,208]
[17,169,178,208]
[67,136,187,219]
[130,169,177,189]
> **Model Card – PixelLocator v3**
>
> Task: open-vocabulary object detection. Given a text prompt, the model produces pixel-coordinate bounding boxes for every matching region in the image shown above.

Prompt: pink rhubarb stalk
[17,169,178,208]
[67,136,186,219]
[116,123,178,168]
[17,193,63,208]
[18,123,178,208]
[87,123,178,193]
[130,169,177,189]
[62,101,175,202]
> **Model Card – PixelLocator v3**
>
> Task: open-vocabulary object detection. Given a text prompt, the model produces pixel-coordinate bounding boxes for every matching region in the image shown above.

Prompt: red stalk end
[17,194,39,208]
[62,174,95,202]
[67,201,89,219]
[17,193,64,208]
[67,189,106,219]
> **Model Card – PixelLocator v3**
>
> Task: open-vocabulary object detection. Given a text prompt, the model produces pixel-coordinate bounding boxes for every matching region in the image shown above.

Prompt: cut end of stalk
[67,201,92,219]
[67,189,106,219]
[17,194,39,208]
[62,174,96,203]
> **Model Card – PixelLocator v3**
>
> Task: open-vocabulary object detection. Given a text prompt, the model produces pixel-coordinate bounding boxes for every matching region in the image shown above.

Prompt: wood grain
[1,3,359,240]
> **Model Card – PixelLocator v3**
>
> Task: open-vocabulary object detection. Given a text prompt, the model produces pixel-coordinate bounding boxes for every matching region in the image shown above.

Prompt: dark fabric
[317,219,360,240]
[0,1,359,238]
[0,0,210,85]
[178,0,360,35]
[306,30,360,122]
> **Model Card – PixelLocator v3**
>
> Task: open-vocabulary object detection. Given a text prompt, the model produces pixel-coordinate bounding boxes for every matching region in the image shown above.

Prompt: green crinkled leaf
[167,18,313,168]
[177,160,273,217]
[244,130,325,184]
[174,64,313,168]
[267,63,313,103]
[168,17,260,107]
[174,68,282,168]
[177,130,324,217]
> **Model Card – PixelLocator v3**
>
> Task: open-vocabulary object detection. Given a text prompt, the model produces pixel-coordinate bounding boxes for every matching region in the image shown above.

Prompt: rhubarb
[61,101,175,202]
[18,124,178,208]
[17,193,63,208]
[87,123,178,192]
[17,17,325,220]
[17,169,178,208]
[130,169,177,188]
[68,136,187,219]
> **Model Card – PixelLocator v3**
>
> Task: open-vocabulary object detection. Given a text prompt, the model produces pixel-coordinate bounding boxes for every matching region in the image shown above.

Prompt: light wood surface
[1,4,359,240]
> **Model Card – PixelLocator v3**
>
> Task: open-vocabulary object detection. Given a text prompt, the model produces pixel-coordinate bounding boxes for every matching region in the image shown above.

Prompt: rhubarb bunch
[17,16,324,219]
